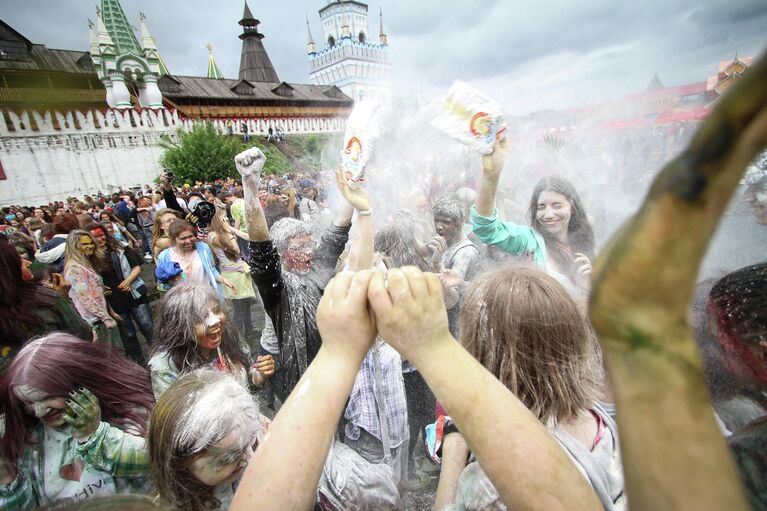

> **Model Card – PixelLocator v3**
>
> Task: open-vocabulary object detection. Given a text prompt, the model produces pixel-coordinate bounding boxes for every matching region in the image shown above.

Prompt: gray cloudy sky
[2,0,766,114]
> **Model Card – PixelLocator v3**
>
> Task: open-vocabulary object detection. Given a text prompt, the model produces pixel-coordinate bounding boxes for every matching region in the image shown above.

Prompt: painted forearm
[230,347,364,511]
[413,338,601,511]
[347,214,373,271]
[242,179,270,241]
[588,53,767,511]
[76,422,149,479]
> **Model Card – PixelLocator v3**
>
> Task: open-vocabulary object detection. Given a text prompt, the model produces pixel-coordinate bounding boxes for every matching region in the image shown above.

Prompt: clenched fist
[235,147,266,182]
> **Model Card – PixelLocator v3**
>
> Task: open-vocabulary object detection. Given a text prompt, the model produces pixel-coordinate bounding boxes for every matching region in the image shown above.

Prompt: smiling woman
[147,283,272,401]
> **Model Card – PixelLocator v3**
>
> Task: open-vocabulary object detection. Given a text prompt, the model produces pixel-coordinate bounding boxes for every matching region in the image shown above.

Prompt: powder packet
[340,101,381,183]
[431,80,506,155]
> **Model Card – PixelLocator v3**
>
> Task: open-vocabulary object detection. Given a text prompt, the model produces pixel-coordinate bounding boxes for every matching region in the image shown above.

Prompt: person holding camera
[156,219,236,298]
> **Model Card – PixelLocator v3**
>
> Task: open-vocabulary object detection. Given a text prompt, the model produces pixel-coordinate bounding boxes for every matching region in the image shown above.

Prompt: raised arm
[336,167,373,270]
[230,270,377,511]
[234,148,269,242]
[587,54,767,511]
[368,267,601,511]
[475,138,508,217]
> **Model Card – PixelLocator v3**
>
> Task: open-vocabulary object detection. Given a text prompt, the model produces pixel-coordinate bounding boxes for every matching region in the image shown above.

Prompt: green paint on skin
[625,326,661,353]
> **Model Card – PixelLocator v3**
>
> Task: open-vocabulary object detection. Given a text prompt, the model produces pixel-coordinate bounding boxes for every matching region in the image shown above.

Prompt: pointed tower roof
[207,44,225,79]
[378,7,387,46]
[647,72,664,91]
[95,8,116,55]
[100,0,142,55]
[306,15,316,54]
[88,18,100,57]
[238,1,279,82]
[139,12,170,75]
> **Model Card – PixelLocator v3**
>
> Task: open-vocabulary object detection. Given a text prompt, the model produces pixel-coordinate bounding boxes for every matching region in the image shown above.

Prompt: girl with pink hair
[0,333,154,509]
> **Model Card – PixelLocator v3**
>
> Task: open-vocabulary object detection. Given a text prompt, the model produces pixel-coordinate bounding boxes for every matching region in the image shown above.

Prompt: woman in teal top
[471,139,596,296]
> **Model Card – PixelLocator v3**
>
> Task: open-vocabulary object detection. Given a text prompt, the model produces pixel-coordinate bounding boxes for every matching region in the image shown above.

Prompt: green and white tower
[88,0,168,109]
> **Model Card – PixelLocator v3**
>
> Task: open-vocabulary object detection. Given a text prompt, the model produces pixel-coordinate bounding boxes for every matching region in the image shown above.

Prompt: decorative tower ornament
[306,15,316,55]
[89,0,166,109]
[238,0,279,82]
[207,44,225,79]
[378,7,387,46]
[341,15,351,39]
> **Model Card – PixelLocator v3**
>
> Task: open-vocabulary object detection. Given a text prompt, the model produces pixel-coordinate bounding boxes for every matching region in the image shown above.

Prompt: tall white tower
[308,1,390,103]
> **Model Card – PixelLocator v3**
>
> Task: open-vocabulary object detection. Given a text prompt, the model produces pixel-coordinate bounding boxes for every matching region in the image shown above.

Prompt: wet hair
[168,219,197,242]
[149,369,261,511]
[527,176,596,278]
[270,217,312,253]
[460,267,601,424]
[52,213,80,235]
[150,284,247,374]
[374,215,433,271]
[432,193,467,225]
[0,332,154,463]
[707,263,767,387]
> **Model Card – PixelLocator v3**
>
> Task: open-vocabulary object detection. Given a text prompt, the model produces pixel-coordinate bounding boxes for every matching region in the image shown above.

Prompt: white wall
[0,108,346,206]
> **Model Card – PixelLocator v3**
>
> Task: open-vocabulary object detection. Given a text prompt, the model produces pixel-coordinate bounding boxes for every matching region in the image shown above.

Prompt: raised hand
[335,166,372,212]
[62,388,101,442]
[317,270,377,360]
[481,135,508,180]
[235,147,266,182]
[367,266,451,363]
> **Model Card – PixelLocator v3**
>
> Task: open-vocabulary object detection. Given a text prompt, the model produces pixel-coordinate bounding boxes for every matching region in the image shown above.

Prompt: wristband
[357,209,372,216]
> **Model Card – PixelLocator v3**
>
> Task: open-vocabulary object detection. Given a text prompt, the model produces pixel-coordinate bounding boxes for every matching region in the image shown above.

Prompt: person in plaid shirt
[0,333,153,510]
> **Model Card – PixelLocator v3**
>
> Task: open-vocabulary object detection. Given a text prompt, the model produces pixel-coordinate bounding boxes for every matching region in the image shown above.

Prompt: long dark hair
[0,240,50,345]
[150,284,248,373]
[0,333,155,463]
[527,176,595,278]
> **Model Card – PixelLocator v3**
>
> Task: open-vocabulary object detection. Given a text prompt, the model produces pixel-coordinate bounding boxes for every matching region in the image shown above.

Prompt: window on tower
[328,35,336,47]
[358,31,366,43]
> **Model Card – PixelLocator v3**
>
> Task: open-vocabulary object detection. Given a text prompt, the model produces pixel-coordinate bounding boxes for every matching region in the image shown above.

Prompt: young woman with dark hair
[147,283,273,400]
[87,224,153,366]
[472,140,596,297]
[0,333,154,508]
[0,240,90,373]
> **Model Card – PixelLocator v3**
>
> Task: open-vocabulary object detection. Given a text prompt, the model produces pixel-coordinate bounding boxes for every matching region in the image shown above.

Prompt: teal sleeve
[469,207,547,267]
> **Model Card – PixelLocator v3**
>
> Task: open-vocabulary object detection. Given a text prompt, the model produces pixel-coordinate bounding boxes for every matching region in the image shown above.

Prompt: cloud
[2,0,765,114]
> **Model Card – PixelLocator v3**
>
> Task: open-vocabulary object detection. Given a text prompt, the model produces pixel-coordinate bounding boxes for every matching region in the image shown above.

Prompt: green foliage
[243,139,292,176]
[158,123,296,183]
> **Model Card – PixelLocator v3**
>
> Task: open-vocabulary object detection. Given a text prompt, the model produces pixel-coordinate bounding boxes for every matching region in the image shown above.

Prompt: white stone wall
[0,108,346,206]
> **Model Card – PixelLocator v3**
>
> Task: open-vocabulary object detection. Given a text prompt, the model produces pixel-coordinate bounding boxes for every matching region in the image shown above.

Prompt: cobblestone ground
[138,260,440,510]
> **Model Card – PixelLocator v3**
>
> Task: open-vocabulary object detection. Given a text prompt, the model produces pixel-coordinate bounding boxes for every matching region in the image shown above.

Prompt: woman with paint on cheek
[148,283,274,401]
[0,332,154,509]
[472,138,596,297]
[63,230,123,349]
[149,369,268,511]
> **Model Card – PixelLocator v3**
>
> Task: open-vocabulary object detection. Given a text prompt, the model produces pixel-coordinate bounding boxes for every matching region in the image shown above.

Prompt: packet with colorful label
[340,101,381,183]
[431,80,506,155]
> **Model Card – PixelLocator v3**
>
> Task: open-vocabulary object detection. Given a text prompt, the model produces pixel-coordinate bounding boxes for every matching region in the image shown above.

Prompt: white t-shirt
[43,426,116,505]
[170,247,206,286]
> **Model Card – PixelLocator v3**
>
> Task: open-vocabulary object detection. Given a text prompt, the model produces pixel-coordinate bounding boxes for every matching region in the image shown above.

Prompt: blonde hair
[151,208,183,253]
[64,230,104,272]
[460,267,602,424]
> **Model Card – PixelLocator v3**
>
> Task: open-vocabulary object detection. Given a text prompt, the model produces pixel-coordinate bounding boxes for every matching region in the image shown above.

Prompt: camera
[191,201,215,229]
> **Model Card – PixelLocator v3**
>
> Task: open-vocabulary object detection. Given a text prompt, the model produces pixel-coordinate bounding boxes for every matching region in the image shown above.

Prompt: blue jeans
[116,303,153,365]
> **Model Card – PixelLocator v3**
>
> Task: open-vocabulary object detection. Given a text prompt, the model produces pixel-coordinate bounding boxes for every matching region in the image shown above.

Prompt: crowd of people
[0,56,766,511]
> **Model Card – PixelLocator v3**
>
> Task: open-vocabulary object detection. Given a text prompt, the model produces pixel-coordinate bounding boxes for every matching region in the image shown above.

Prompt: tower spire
[238,0,279,82]
[100,0,142,55]
[88,18,100,57]
[138,12,170,75]
[306,15,316,54]
[95,7,116,55]
[207,44,225,79]
[378,7,387,46]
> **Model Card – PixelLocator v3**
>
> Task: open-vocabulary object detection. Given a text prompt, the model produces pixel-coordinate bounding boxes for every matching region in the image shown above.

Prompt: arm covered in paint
[234,148,270,243]
[587,53,767,511]
[368,267,601,511]
[77,421,149,479]
[230,271,377,511]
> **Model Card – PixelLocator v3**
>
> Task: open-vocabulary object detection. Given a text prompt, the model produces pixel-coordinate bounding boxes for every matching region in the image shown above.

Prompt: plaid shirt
[344,340,409,449]
[0,422,149,510]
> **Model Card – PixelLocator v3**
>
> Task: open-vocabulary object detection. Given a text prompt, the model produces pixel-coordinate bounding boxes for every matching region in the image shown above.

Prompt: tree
[159,123,243,184]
